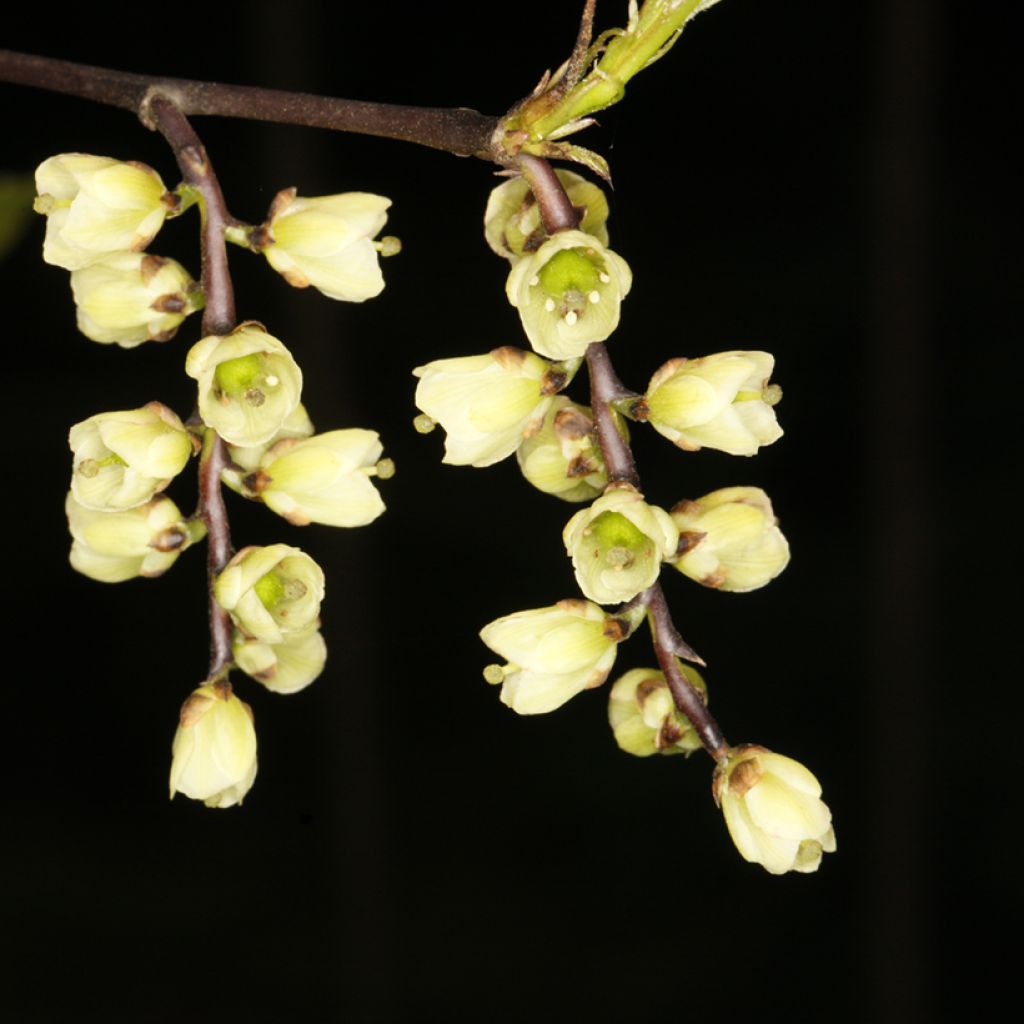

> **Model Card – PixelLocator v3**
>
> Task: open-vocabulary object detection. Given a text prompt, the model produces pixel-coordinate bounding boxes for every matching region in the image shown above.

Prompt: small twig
[0,49,500,159]
[646,585,728,761]
[148,96,236,335]
[517,153,581,233]
[149,97,236,680]
[198,428,235,680]
[585,342,639,487]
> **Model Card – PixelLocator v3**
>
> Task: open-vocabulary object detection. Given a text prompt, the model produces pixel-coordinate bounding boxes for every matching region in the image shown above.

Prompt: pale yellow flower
[259,188,392,301]
[506,230,632,360]
[713,745,836,874]
[169,684,257,808]
[563,483,678,605]
[480,599,624,715]
[34,154,171,270]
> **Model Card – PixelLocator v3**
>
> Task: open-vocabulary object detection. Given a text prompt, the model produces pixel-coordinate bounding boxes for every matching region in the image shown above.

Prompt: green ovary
[588,511,649,567]
[214,353,264,395]
[538,248,603,299]
[253,570,286,610]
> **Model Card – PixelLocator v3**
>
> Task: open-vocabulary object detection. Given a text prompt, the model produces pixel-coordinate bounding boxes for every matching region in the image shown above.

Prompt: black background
[1,2,1018,1021]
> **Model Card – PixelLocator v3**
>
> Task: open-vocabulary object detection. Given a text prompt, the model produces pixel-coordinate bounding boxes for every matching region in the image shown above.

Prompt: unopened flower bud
[484,170,610,262]
[608,665,705,757]
[413,347,566,467]
[169,683,257,808]
[66,492,196,582]
[233,627,327,695]
[246,429,387,527]
[670,486,790,591]
[641,352,783,456]
[712,745,836,875]
[70,252,200,346]
[34,154,173,270]
[255,187,392,301]
[506,230,632,360]
[480,598,628,714]
[69,402,193,511]
[563,483,678,605]
[185,322,302,447]
[214,544,324,644]
[517,396,613,502]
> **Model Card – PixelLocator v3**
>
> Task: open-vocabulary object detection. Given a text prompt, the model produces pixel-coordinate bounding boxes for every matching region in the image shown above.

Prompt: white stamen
[528,275,540,287]
[588,290,601,304]
[264,374,280,388]
[544,298,556,312]
[564,310,578,326]
[599,272,610,284]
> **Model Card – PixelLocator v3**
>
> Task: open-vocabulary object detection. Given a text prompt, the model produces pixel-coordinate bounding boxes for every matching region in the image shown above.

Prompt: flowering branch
[517,154,728,762]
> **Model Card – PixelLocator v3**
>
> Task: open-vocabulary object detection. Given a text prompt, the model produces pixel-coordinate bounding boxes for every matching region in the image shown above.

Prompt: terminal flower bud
[413,347,567,467]
[480,599,627,715]
[670,487,790,591]
[484,170,610,262]
[169,684,257,808]
[256,188,392,301]
[233,628,327,695]
[516,397,611,502]
[712,745,836,875]
[66,492,196,582]
[69,402,194,511]
[608,665,706,757]
[641,352,783,456]
[563,483,678,605]
[71,252,201,346]
[505,230,632,359]
[215,544,325,644]
[185,322,302,447]
[245,429,387,527]
[34,154,173,270]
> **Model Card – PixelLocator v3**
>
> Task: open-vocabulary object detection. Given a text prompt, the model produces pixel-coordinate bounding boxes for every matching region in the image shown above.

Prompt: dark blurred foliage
[1,2,1018,1021]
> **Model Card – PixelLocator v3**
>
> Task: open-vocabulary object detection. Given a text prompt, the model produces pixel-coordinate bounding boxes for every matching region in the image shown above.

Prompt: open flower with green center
[670,486,790,591]
[69,402,194,511]
[484,170,609,262]
[71,252,201,347]
[214,544,325,644]
[642,352,783,455]
[713,745,836,875]
[516,396,613,503]
[608,665,706,757]
[66,492,198,582]
[480,599,626,715]
[505,230,632,360]
[186,322,303,447]
[563,483,678,605]
[34,153,173,270]
[233,628,327,695]
[255,187,393,302]
[413,347,568,467]
[169,684,257,809]
[243,429,387,527]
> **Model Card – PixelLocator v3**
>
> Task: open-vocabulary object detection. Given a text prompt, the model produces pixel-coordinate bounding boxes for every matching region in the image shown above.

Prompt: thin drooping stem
[585,342,639,486]
[646,586,728,760]
[198,428,234,681]
[149,96,236,681]
[0,50,500,159]
[148,96,236,335]
[517,154,581,233]
[525,155,729,761]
